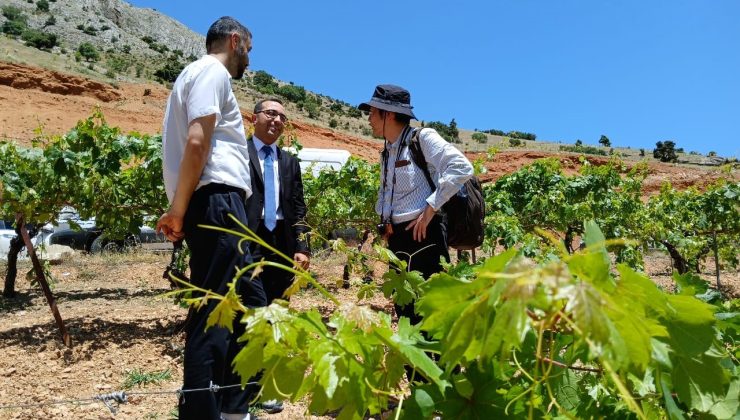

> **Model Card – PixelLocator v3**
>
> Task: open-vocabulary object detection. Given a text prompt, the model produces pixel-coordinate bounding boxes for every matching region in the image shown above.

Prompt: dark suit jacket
[246,137,310,256]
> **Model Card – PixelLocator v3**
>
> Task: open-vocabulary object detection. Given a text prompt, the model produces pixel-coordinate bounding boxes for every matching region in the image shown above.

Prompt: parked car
[0,220,17,260]
[37,208,166,253]
[0,220,42,260]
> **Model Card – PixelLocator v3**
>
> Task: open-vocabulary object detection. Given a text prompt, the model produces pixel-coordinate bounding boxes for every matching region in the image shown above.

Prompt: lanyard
[380,126,413,224]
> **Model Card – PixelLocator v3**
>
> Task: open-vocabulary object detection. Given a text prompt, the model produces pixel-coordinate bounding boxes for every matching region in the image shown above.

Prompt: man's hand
[157,209,185,242]
[406,205,436,242]
[294,252,310,271]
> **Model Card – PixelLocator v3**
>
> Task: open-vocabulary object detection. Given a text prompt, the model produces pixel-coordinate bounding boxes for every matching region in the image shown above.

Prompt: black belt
[196,183,247,201]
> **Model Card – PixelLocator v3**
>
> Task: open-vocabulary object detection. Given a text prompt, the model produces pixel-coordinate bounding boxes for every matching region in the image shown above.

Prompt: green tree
[653,140,678,163]
[575,139,583,147]
[471,132,488,143]
[599,135,611,147]
[77,42,99,62]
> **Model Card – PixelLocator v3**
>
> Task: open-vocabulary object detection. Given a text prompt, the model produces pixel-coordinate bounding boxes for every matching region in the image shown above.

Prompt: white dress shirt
[376,127,473,224]
[162,55,252,203]
[252,136,283,220]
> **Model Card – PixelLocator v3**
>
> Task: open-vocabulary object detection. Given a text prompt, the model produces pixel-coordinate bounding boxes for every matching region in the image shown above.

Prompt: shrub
[36,0,49,12]
[329,102,344,116]
[346,107,362,118]
[482,128,506,136]
[106,55,130,73]
[77,42,100,62]
[2,19,26,36]
[559,144,608,156]
[154,57,184,83]
[251,70,279,94]
[575,139,583,147]
[304,101,320,119]
[276,84,306,102]
[122,44,131,54]
[508,130,536,140]
[2,5,25,21]
[329,118,338,128]
[21,28,57,50]
[472,132,488,144]
[708,151,717,157]
[599,135,611,147]
[44,15,55,26]
[640,148,645,157]
[425,119,460,143]
[509,137,522,147]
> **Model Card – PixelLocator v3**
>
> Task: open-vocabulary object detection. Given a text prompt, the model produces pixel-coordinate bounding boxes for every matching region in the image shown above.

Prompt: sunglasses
[257,109,288,123]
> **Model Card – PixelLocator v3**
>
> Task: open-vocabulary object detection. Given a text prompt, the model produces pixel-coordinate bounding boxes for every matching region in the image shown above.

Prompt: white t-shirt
[162,55,252,203]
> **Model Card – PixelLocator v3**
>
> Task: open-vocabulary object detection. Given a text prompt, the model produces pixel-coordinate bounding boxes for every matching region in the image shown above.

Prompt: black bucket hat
[358,84,417,119]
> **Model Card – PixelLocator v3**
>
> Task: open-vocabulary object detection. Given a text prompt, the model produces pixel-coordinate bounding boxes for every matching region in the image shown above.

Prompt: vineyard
[1,114,739,419]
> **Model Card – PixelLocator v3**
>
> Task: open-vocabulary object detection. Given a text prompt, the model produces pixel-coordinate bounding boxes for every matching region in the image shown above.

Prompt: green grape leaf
[381,268,424,306]
[435,363,508,418]
[658,371,685,420]
[206,287,240,332]
[673,272,709,296]
[375,317,448,393]
[665,295,716,356]
[416,272,481,338]
[673,354,730,414]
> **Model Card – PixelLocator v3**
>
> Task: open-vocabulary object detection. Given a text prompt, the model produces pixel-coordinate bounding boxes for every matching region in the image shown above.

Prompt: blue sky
[128,0,739,158]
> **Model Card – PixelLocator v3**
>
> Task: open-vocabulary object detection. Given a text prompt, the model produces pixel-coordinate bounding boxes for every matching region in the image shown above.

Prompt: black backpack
[408,129,485,249]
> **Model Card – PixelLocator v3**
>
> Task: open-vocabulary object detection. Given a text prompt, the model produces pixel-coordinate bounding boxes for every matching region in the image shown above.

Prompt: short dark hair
[378,109,411,125]
[206,16,251,53]
[254,98,284,113]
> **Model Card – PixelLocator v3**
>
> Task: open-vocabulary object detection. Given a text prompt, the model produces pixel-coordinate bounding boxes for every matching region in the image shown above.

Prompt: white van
[287,148,351,176]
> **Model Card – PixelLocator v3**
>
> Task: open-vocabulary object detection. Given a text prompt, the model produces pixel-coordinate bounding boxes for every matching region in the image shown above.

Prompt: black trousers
[243,220,295,404]
[388,215,449,383]
[388,215,449,325]
[180,183,267,420]
[252,220,295,303]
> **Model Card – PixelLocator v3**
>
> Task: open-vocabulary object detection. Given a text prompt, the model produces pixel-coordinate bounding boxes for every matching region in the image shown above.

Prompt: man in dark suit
[244,98,309,414]
[246,98,310,303]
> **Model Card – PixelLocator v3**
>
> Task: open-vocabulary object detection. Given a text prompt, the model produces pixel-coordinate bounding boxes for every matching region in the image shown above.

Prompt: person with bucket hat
[358,84,473,373]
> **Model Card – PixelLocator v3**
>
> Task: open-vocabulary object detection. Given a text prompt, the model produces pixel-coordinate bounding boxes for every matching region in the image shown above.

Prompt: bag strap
[408,128,436,191]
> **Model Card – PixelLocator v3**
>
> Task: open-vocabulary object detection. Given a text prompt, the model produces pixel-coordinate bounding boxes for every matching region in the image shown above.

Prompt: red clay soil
[0,61,732,194]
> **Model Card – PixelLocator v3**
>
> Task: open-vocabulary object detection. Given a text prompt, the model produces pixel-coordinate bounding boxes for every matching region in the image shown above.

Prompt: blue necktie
[262,145,276,231]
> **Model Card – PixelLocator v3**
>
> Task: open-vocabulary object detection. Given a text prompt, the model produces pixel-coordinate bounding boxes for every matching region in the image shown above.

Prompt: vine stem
[201,215,340,306]
[559,309,646,420]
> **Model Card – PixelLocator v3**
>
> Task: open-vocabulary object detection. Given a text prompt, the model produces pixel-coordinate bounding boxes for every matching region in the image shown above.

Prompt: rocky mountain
[0,0,205,57]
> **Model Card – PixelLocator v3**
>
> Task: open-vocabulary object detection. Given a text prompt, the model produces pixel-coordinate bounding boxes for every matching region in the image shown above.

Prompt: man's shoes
[258,400,284,414]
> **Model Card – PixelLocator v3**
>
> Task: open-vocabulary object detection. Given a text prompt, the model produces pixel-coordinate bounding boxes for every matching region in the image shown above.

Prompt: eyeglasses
[257,109,288,123]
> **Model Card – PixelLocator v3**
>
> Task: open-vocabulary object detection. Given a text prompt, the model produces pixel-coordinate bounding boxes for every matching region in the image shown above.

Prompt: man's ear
[230,32,240,51]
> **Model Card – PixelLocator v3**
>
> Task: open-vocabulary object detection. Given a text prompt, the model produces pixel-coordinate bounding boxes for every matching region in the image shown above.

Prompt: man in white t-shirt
[156,16,265,420]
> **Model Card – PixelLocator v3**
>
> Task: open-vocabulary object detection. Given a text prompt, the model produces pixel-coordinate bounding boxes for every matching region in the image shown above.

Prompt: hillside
[0,0,735,195]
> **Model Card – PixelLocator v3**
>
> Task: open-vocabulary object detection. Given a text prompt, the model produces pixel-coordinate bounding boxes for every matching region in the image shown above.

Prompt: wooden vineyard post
[15,213,71,347]
[712,230,722,296]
